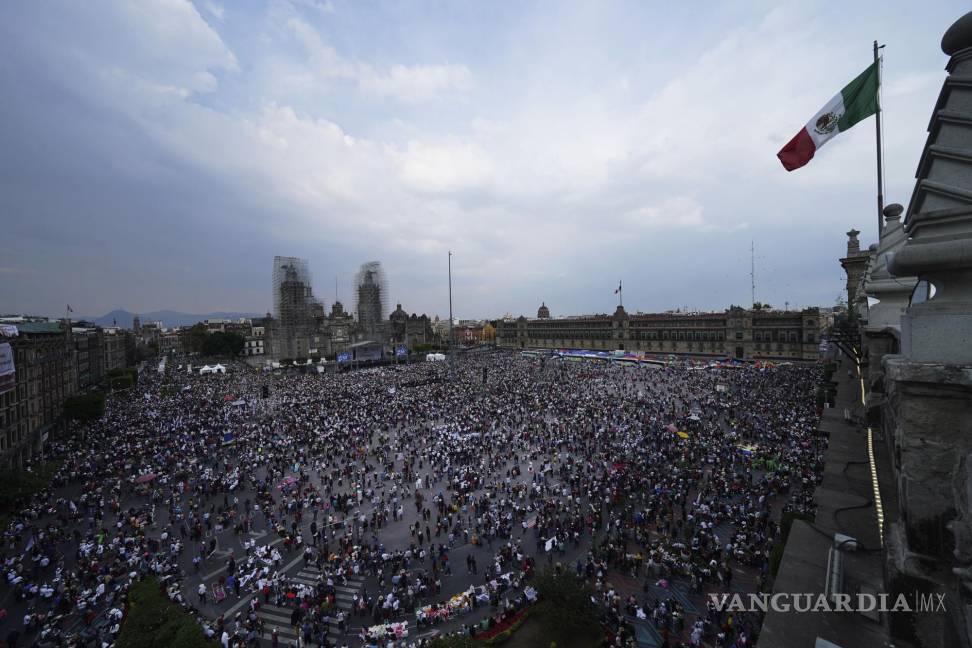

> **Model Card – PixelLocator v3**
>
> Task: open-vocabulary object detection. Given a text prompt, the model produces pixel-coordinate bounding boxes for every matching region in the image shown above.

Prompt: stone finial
[942,11,972,55]
[847,229,861,254]
[884,203,904,223]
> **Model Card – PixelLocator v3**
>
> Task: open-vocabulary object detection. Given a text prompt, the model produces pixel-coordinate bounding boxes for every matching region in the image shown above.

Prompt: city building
[389,304,434,348]
[496,304,821,360]
[0,321,77,469]
[454,320,487,345]
[101,327,128,373]
[243,337,264,357]
[431,315,450,341]
[203,318,231,333]
[322,301,353,356]
[242,319,265,357]
[72,324,104,390]
[159,330,182,354]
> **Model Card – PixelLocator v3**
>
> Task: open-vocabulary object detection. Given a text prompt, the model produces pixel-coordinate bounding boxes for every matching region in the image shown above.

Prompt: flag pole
[874,40,885,235]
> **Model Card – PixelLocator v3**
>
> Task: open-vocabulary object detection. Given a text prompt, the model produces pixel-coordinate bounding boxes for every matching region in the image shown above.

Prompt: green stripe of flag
[837,61,879,132]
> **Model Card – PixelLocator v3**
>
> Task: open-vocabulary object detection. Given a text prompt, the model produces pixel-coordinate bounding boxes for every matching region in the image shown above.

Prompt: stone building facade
[868,14,972,647]
[496,305,821,360]
[72,325,104,390]
[101,327,128,373]
[389,304,433,348]
[0,321,77,469]
[840,228,871,317]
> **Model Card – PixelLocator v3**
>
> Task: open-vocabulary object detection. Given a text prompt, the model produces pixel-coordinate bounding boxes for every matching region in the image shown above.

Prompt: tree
[0,461,61,515]
[106,367,138,391]
[63,390,105,422]
[533,567,600,644]
[116,578,213,648]
[200,331,245,358]
[183,323,209,354]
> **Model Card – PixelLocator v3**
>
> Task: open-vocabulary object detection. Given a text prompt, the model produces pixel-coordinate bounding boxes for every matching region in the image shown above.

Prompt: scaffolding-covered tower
[273,256,317,323]
[269,256,322,359]
[355,261,388,339]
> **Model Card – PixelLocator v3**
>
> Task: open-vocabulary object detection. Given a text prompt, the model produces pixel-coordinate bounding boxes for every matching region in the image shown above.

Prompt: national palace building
[496,303,823,361]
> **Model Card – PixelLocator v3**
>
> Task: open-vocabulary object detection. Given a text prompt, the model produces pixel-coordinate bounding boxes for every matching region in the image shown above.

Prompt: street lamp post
[448,251,455,379]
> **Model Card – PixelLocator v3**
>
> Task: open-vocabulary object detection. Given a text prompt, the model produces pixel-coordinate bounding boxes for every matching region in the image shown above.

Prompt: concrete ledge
[759,523,887,648]
[884,354,972,387]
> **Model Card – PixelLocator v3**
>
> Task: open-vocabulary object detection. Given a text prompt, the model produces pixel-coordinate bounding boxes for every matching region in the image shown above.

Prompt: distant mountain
[80,309,264,329]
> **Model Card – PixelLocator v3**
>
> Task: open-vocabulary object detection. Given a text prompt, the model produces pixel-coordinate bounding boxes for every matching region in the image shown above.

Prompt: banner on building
[0,343,15,395]
[337,352,351,363]
[395,345,407,357]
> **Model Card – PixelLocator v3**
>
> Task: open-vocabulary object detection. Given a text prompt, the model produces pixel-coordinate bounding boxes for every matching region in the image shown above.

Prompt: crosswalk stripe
[290,576,318,586]
[260,624,298,638]
[257,610,292,624]
[244,567,372,645]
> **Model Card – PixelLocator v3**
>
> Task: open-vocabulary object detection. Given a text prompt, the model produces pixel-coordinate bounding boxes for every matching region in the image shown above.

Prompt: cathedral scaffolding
[269,256,322,360]
[273,256,318,323]
[355,261,388,337]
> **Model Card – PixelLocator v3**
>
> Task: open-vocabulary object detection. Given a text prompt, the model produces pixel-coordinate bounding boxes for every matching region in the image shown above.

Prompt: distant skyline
[0,1,965,320]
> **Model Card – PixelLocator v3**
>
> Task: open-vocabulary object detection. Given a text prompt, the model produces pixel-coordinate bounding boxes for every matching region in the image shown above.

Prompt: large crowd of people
[0,350,822,648]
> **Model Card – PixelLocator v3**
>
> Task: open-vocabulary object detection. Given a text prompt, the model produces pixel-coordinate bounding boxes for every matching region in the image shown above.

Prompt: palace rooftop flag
[777,61,879,171]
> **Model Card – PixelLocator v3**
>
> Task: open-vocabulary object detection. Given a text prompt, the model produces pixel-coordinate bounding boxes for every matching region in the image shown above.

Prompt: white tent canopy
[425,353,446,362]
[199,364,226,375]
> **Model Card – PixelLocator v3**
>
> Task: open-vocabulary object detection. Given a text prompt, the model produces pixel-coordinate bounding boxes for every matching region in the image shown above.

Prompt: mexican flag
[777,61,879,171]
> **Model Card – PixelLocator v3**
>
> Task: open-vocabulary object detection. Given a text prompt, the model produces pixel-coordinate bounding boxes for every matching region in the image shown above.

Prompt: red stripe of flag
[777,128,816,172]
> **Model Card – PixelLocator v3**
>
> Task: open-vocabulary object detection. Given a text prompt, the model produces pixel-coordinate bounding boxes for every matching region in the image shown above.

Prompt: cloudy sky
[0,1,964,320]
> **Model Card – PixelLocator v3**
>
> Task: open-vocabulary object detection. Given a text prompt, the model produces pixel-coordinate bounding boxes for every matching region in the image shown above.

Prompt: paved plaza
[0,352,822,647]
